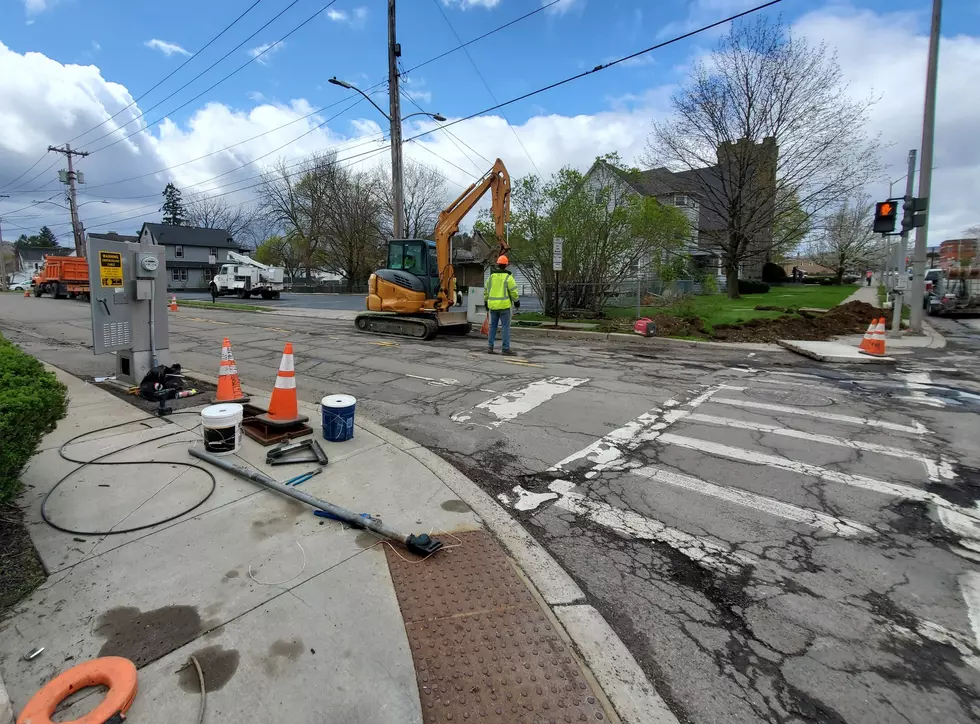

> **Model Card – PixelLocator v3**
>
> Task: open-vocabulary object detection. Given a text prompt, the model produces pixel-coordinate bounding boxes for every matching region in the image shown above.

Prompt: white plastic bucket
[321,394,356,442]
[201,403,244,455]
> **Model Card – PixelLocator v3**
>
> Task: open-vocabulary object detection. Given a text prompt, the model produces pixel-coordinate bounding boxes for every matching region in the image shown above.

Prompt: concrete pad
[50,551,421,724]
[0,491,364,708]
[36,401,157,451]
[45,364,117,408]
[778,339,896,364]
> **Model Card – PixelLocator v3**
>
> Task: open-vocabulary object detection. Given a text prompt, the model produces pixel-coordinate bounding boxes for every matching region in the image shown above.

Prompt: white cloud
[92,41,101,52]
[24,0,49,14]
[248,91,266,102]
[326,6,368,28]
[144,39,191,57]
[1,7,977,244]
[248,42,284,65]
[441,0,501,10]
[402,76,433,105]
[545,0,584,15]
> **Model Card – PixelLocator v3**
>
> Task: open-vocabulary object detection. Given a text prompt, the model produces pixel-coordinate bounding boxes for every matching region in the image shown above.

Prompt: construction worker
[485,255,520,355]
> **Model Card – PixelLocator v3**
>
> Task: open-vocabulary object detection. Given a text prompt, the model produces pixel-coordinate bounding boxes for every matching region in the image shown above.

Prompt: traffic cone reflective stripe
[215,337,248,403]
[169,295,178,312]
[860,318,887,357]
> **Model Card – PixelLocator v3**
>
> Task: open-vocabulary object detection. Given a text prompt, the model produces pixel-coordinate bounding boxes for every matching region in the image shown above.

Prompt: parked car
[6,273,33,291]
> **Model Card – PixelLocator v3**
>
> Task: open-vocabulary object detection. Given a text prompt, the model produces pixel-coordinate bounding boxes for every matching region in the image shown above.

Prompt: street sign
[553,237,564,271]
[896,272,909,291]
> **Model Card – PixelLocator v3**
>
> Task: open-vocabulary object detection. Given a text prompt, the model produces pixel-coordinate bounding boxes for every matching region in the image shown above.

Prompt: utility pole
[908,0,942,333]
[891,150,917,338]
[48,143,90,257]
[0,194,8,292]
[387,0,405,240]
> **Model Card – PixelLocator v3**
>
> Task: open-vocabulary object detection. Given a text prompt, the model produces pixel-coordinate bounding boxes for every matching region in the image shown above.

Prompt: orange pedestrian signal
[873,200,897,234]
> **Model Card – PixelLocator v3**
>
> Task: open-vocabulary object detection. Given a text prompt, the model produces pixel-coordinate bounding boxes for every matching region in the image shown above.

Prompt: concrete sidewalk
[0,366,671,724]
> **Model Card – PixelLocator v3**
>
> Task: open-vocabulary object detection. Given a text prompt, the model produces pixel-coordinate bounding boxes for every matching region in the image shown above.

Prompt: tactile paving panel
[386,529,607,723]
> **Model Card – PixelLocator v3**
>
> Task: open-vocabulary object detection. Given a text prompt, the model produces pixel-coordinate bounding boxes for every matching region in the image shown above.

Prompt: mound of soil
[711,301,886,343]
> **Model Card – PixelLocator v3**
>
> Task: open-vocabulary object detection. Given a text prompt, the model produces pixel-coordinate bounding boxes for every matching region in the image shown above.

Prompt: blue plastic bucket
[321,394,356,442]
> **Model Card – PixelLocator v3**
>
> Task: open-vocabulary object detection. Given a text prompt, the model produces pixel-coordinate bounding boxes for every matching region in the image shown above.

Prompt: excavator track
[354,313,439,340]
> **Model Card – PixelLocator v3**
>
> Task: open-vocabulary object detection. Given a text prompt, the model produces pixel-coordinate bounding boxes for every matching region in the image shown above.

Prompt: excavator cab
[385,240,440,299]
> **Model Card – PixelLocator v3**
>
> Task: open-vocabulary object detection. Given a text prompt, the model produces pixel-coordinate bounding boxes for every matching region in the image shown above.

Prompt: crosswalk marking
[656,432,979,522]
[682,412,953,481]
[708,396,931,434]
[452,376,589,428]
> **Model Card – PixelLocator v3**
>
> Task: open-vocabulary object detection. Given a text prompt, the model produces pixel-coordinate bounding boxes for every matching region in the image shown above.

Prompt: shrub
[0,334,68,503]
[819,278,835,286]
[737,279,770,294]
[761,263,787,283]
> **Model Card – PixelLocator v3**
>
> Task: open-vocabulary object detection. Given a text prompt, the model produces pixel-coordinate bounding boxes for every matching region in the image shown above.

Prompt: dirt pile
[711,301,886,343]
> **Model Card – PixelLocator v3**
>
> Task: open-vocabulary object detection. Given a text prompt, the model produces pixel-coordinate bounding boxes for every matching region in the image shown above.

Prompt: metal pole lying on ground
[188,447,443,555]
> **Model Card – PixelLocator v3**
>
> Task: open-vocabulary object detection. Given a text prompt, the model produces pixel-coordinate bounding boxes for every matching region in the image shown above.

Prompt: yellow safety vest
[485,271,518,311]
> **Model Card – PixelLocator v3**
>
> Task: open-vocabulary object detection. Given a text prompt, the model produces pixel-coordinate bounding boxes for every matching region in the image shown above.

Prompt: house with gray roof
[139,223,242,292]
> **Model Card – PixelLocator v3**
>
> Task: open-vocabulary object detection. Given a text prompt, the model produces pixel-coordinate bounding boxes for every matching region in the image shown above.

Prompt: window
[209,247,218,258]
[203,268,213,281]
[674,195,690,207]
[387,241,427,274]
[171,268,188,282]
[174,245,184,258]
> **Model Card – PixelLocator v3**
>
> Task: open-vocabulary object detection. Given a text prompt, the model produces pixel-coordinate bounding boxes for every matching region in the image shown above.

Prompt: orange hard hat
[497,255,509,265]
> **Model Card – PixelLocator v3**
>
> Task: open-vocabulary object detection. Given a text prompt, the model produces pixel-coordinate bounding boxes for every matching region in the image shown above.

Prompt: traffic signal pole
[908,0,942,334]
[891,150,917,338]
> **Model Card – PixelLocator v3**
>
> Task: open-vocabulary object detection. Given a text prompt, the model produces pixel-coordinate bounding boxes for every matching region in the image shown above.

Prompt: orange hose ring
[17,656,138,724]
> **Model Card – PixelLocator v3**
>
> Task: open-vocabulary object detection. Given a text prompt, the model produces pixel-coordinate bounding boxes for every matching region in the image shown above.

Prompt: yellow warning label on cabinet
[99,251,123,288]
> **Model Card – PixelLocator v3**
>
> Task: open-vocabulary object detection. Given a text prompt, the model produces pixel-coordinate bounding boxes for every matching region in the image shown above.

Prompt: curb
[0,670,12,724]
[182,368,679,724]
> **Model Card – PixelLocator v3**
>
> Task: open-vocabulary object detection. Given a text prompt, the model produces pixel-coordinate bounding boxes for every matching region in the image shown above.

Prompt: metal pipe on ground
[188,447,443,555]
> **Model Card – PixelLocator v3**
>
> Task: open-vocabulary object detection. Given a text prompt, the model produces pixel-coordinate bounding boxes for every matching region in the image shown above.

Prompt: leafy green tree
[161,183,186,226]
[13,226,59,249]
[479,155,691,315]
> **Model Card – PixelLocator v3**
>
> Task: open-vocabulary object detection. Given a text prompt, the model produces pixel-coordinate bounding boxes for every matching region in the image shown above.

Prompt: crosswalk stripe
[452,376,589,428]
[708,396,931,434]
[657,433,979,521]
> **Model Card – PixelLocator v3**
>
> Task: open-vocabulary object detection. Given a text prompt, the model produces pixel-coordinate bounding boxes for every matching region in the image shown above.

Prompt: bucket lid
[202,403,244,419]
[321,394,356,408]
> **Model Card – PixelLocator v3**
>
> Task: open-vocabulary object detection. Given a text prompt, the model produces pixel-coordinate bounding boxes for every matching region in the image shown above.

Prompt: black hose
[40,412,217,536]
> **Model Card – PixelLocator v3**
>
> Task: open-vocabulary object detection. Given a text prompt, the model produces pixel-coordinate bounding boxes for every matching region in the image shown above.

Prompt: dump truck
[210,251,284,299]
[33,255,89,299]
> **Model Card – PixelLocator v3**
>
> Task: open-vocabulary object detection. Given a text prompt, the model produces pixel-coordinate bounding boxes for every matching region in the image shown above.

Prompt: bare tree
[185,195,262,247]
[375,160,450,239]
[644,16,883,297]
[963,224,980,240]
[809,195,881,284]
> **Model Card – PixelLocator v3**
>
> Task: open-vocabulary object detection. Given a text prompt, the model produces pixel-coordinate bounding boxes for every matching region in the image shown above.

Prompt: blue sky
[2,0,980,242]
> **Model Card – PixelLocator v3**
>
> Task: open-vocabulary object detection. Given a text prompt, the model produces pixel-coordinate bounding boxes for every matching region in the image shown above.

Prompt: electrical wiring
[88,0,342,154]
[68,0,269,145]
[41,414,218,537]
[430,0,541,177]
[2,159,61,195]
[399,84,488,174]
[0,152,50,192]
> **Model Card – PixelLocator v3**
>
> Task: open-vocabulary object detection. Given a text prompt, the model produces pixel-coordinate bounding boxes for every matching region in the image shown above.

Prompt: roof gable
[140,223,239,248]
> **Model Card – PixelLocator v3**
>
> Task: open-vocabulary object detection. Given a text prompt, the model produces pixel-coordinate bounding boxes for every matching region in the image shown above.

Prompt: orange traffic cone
[857,319,876,353]
[480,314,489,336]
[169,295,178,312]
[256,343,309,426]
[215,338,249,403]
[23,288,31,298]
[860,318,887,357]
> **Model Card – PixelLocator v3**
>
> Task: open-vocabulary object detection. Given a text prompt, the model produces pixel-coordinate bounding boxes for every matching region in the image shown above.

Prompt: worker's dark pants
[488,308,512,351]
[867,277,872,286]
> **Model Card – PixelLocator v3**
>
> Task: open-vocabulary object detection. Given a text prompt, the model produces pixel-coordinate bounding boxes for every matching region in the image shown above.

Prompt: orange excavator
[355,158,511,340]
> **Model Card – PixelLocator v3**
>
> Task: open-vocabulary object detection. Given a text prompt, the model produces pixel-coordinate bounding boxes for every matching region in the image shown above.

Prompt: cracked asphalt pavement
[3,294,980,724]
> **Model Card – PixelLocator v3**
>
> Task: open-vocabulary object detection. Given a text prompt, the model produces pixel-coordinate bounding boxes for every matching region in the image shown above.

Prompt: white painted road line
[632,467,875,537]
[451,376,589,427]
[550,407,669,472]
[657,433,979,521]
[683,412,953,482]
[960,572,980,669]
[549,481,750,575]
[708,397,931,435]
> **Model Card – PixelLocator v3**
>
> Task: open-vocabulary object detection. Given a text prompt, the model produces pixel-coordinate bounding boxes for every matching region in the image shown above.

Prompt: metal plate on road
[385,530,607,723]
[745,387,835,407]
[98,251,123,288]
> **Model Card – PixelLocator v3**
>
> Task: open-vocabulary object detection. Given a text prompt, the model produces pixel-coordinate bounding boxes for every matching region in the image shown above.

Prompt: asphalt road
[175,290,545,311]
[3,293,980,724]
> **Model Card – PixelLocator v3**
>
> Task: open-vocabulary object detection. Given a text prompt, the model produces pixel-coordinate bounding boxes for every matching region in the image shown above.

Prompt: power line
[86,0,325,153]
[399,84,487,173]
[68,0,268,145]
[60,1,555,195]
[401,0,785,147]
[3,158,60,194]
[430,0,541,177]
[0,152,50,192]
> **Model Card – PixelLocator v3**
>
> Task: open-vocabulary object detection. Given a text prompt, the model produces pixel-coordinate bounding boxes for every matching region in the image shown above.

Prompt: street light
[329,75,447,237]
[33,199,110,210]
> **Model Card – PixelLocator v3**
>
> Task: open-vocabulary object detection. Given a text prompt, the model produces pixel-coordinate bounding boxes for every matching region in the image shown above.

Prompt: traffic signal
[873,201,897,234]
[901,196,928,231]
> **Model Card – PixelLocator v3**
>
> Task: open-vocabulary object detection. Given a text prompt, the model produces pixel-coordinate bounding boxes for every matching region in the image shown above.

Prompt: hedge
[0,334,68,504]
[737,279,770,294]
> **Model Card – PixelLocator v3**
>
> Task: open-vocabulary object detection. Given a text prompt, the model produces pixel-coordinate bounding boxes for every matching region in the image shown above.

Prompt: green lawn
[516,284,859,330]
[178,300,268,313]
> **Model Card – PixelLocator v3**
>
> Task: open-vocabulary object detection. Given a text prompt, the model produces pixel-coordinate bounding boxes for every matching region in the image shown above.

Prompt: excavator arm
[430,158,510,311]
